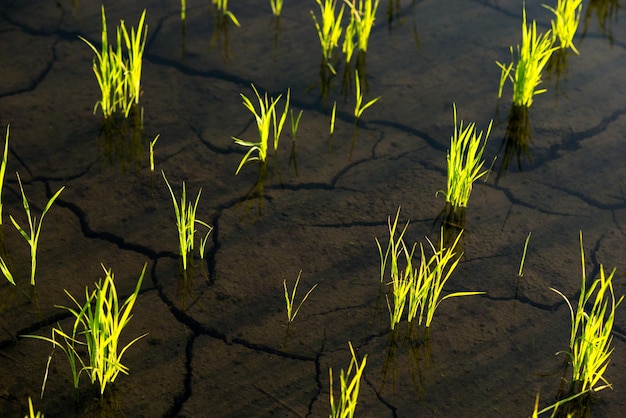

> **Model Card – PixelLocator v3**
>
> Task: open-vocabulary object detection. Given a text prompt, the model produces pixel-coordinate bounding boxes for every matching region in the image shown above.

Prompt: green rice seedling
[329,341,367,418]
[283,270,318,323]
[496,6,558,107]
[68,264,147,396]
[518,232,532,278]
[149,134,159,172]
[344,0,381,52]
[232,84,288,174]
[80,7,148,120]
[437,104,492,209]
[24,323,84,394]
[24,397,44,418]
[354,69,380,123]
[270,0,284,16]
[550,232,624,404]
[544,0,583,54]
[0,125,9,226]
[181,0,186,21]
[7,173,64,286]
[162,171,213,273]
[311,0,346,72]
[212,0,240,27]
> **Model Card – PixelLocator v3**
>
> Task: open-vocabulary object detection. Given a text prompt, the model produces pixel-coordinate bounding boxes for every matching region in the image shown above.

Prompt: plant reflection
[495,104,532,183]
[580,0,620,46]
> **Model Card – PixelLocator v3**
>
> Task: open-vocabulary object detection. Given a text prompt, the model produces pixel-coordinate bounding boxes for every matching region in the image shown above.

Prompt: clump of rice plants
[232,84,290,175]
[496,6,558,108]
[544,0,583,54]
[329,341,367,418]
[437,104,492,209]
[162,171,213,274]
[377,208,483,339]
[311,0,346,73]
[549,232,623,415]
[25,264,147,397]
[80,6,147,120]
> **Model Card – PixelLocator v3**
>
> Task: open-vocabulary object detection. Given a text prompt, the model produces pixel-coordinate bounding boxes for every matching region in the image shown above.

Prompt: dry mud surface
[1,0,626,417]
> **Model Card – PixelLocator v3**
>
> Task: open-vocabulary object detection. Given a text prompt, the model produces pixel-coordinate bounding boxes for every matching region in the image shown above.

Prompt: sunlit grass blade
[9,173,64,286]
[0,125,9,226]
[24,397,44,418]
[149,134,160,172]
[270,0,284,16]
[329,341,367,418]
[283,270,318,322]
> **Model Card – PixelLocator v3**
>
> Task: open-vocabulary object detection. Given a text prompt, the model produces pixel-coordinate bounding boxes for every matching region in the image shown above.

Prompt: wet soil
[0,0,626,417]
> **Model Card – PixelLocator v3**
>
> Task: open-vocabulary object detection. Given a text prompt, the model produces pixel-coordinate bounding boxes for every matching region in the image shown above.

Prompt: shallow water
[0,0,625,416]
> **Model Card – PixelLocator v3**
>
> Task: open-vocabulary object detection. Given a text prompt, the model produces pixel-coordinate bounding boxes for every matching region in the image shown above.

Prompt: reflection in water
[581,0,621,45]
[380,328,433,395]
[545,48,573,95]
[210,13,235,62]
[495,105,531,183]
[98,106,146,175]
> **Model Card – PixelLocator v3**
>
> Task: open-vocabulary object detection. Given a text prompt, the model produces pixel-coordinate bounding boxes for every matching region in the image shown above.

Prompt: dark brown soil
[1,0,626,417]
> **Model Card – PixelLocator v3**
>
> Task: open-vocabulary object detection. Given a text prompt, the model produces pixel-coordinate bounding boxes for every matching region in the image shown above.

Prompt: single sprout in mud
[232,84,290,174]
[354,69,380,123]
[5,173,64,286]
[283,270,318,323]
[162,171,213,273]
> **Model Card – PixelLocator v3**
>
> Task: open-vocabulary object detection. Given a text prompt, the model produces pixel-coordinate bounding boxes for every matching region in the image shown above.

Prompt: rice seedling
[7,173,64,286]
[212,0,240,27]
[270,0,284,16]
[437,104,492,209]
[283,270,318,323]
[80,7,148,120]
[330,101,337,136]
[232,84,290,174]
[0,125,9,226]
[496,6,558,107]
[354,69,380,123]
[550,232,623,409]
[24,397,43,418]
[377,208,483,335]
[329,341,367,418]
[311,0,346,73]
[344,0,381,52]
[25,264,147,397]
[149,134,159,172]
[288,109,303,175]
[162,171,213,273]
[181,0,186,21]
[544,0,583,54]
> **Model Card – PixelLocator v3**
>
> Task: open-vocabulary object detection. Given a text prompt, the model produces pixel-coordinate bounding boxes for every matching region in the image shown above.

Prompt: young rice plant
[26,264,148,397]
[344,0,381,52]
[329,341,367,418]
[212,0,240,27]
[544,0,583,54]
[283,270,318,323]
[80,7,147,119]
[5,173,64,286]
[162,171,213,273]
[232,85,290,174]
[311,0,346,71]
[550,232,623,397]
[437,105,492,209]
[496,6,558,107]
